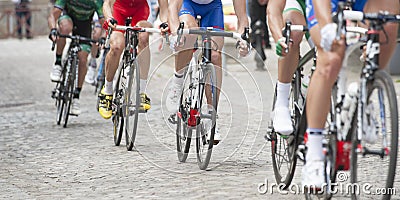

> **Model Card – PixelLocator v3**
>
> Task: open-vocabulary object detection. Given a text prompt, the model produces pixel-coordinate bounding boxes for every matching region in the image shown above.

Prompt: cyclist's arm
[168,0,183,34]
[311,0,332,28]
[232,0,249,34]
[103,0,116,20]
[158,0,168,23]
[267,0,285,42]
[48,7,62,30]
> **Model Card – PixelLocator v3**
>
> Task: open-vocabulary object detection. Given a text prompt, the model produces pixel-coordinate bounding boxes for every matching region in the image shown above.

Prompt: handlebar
[281,21,308,54]
[176,22,250,41]
[51,33,101,51]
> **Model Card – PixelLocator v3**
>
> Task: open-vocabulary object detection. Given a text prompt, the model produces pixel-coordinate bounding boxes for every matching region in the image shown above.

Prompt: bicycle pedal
[168,113,178,124]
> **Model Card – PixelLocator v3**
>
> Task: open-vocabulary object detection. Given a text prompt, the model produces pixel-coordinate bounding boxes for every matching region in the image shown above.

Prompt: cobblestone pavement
[1,37,400,199]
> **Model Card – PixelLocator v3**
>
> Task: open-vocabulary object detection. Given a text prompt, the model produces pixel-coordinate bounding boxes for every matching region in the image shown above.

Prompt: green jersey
[55,0,104,21]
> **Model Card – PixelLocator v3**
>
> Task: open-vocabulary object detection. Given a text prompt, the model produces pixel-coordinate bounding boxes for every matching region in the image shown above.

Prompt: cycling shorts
[284,0,306,16]
[58,14,92,53]
[306,0,367,29]
[112,0,150,31]
[179,0,224,30]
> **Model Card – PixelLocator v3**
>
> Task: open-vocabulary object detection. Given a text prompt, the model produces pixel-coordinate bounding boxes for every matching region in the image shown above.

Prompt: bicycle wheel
[270,68,301,188]
[62,57,77,128]
[55,65,67,125]
[350,70,398,200]
[112,63,124,146]
[125,60,140,151]
[176,68,192,162]
[196,63,217,170]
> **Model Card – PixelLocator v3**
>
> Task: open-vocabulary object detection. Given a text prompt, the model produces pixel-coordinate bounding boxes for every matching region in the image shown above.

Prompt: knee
[211,51,221,65]
[138,33,149,49]
[291,32,304,47]
[110,39,124,55]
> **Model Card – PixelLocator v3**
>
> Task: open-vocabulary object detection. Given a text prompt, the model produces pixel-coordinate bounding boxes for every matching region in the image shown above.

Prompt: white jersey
[192,0,214,5]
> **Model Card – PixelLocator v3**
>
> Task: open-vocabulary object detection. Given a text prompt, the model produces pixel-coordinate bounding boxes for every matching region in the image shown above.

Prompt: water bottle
[299,75,310,107]
[340,82,358,138]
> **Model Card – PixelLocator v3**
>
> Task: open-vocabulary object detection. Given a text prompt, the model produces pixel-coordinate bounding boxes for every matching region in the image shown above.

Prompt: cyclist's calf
[317,51,344,85]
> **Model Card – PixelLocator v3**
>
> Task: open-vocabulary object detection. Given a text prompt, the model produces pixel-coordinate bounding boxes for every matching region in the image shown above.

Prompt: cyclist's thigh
[178,0,197,28]
[72,18,92,53]
[363,0,399,14]
[283,0,306,26]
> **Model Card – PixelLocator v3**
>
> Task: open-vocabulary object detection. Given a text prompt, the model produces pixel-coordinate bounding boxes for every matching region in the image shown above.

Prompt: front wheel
[125,60,140,151]
[196,63,218,170]
[350,70,398,200]
[112,63,124,146]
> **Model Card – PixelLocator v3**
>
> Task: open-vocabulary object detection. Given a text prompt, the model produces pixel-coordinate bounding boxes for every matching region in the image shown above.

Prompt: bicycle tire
[62,57,77,128]
[270,68,301,188]
[350,70,398,200]
[176,68,192,162]
[112,64,124,146]
[125,60,140,151]
[196,63,217,170]
[56,65,67,125]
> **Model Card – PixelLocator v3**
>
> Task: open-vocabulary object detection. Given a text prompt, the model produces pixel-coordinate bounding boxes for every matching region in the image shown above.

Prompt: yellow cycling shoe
[98,88,113,119]
[140,93,151,112]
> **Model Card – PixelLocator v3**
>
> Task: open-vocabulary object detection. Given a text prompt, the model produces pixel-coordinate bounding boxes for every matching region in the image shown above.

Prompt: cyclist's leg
[50,15,73,82]
[136,20,153,110]
[165,6,198,113]
[268,0,306,135]
[303,0,346,188]
[85,18,102,84]
[363,0,399,69]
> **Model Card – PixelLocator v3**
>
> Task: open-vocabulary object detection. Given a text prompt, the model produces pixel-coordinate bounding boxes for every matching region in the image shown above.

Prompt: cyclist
[85,13,103,85]
[303,0,399,188]
[48,0,105,115]
[166,0,250,143]
[267,0,311,136]
[98,0,168,119]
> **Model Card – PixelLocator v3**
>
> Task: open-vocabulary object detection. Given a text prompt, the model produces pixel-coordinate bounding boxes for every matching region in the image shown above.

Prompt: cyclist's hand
[48,28,58,42]
[236,39,250,57]
[320,23,337,52]
[159,22,169,34]
[275,37,290,57]
[98,37,106,48]
[102,18,118,30]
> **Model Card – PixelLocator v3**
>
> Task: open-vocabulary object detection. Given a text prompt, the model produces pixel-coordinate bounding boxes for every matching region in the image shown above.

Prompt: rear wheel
[125,60,140,151]
[350,70,398,200]
[176,68,192,162]
[270,68,301,188]
[196,63,218,170]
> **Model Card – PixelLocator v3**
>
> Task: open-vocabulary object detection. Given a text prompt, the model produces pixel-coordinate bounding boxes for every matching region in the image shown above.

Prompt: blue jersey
[306,0,367,29]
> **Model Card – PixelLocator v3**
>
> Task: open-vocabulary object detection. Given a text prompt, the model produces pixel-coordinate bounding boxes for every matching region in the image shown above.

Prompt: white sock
[104,80,113,95]
[305,128,324,162]
[139,79,147,93]
[276,81,291,108]
[90,58,97,67]
[173,71,184,86]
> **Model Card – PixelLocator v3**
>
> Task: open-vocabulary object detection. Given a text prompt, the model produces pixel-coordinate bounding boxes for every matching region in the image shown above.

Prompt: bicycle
[104,22,161,150]
[302,4,399,199]
[51,34,99,128]
[253,20,268,70]
[266,21,315,188]
[174,22,250,170]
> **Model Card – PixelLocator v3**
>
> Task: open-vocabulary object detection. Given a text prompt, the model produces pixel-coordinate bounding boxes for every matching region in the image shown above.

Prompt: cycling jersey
[112,0,150,27]
[179,0,224,30]
[306,0,367,28]
[54,0,103,21]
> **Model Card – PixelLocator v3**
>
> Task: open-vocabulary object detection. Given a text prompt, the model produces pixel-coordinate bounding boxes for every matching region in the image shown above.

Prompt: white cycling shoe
[302,159,325,189]
[50,64,62,82]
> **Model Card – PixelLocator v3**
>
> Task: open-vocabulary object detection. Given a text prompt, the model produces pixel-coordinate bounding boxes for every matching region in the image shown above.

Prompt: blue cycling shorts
[306,0,367,29]
[179,0,224,30]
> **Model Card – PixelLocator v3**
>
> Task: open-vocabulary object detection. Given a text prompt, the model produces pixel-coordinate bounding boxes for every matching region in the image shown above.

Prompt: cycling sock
[305,128,324,162]
[139,79,147,93]
[173,71,184,86]
[104,80,113,95]
[55,54,62,66]
[74,88,82,99]
[276,81,291,108]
